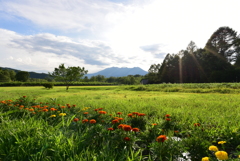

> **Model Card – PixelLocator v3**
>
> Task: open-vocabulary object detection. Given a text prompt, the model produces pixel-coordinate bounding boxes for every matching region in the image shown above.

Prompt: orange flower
[165,114,170,117]
[82,119,88,123]
[94,109,99,111]
[156,135,167,142]
[138,113,146,116]
[108,128,114,131]
[124,137,130,141]
[98,111,107,114]
[132,128,140,132]
[123,125,132,131]
[194,123,201,127]
[152,123,157,126]
[165,118,171,121]
[73,118,79,122]
[23,96,26,98]
[127,113,133,117]
[61,106,66,109]
[98,108,103,110]
[83,112,89,114]
[118,118,124,121]
[117,112,122,115]
[19,105,24,108]
[112,119,119,124]
[28,109,34,112]
[132,112,139,115]
[118,124,125,129]
[42,109,49,112]
[50,108,57,111]
[89,119,96,124]
[72,104,76,107]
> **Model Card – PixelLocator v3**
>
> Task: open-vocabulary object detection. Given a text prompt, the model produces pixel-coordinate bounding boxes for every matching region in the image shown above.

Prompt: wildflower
[165,118,171,121]
[117,112,122,115]
[124,137,130,141]
[98,111,107,114]
[152,123,157,126]
[61,106,66,109]
[84,112,89,114]
[123,125,132,131]
[127,113,133,117]
[137,113,146,116]
[174,130,179,133]
[42,109,49,112]
[73,118,79,122]
[28,109,34,112]
[194,123,201,127]
[59,113,66,116]
[50,115,56,117]
[201,157,210,161]
[118,124,125,129]
[209,145,218,152]
[89,119,96,124]
[50,108,57,111]
[72,104,76,107]
[94,109,99,111]
[112,119,119,124]
[23,96,26,98]
[218,141,226,144]
[215,151,228,160]
[156,135,167,142]
[108,128,114,131]
[132,112,139,115]
[132,128,140,132]
[118,118,124,121]
[165,114,170,117]
[82,119,88,123]
[19,105,24,108]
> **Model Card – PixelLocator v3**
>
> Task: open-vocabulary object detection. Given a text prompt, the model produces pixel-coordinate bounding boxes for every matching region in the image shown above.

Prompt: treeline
[146,26,240,83]
[0,68,144,85]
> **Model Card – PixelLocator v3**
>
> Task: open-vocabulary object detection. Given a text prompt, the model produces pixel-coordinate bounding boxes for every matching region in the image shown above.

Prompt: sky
[0,0,240,74]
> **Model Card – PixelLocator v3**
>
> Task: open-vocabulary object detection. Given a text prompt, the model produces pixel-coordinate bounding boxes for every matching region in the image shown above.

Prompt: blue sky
[0,0,240,73]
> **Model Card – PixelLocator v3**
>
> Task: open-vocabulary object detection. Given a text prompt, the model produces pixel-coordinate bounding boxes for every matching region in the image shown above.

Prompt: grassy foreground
[1,85,240,161]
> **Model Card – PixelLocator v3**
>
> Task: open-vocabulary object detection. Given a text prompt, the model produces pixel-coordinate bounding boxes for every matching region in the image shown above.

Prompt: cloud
[0,29,128,73]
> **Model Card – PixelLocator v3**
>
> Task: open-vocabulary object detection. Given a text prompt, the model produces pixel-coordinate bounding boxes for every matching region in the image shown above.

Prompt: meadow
[1,84,240,161]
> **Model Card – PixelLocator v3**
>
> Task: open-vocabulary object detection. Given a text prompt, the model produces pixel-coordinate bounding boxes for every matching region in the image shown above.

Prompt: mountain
[0,67,49,79]
[86,67,148,78]
[1,66,148,79]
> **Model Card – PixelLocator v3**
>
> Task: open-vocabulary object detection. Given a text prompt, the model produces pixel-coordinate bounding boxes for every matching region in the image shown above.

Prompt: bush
[43,83,54,89]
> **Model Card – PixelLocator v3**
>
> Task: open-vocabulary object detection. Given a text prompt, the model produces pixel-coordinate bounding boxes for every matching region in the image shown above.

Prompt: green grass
[1,84,240,160]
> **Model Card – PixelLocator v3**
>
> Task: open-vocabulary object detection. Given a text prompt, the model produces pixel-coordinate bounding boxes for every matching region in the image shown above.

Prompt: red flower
[23,96,26,98]
[156,135,167,142]
[127,113,133,117]
[108,128,114,131]
[138,113,146,116]
[124,137,130,141]
[118,124,125,129]
[112,119,119,124]
[123,125,132,131]
[165,114,170,117]
[194,123,201,127]
[165,118,171,121]
[132,128,140,132]
[82,119,88,123]
[42,109,48,112]
[117,112,122,115]
[73,118,79,122]
[50,108,57,111]
[89,119,96,124]
[98,111,107,114]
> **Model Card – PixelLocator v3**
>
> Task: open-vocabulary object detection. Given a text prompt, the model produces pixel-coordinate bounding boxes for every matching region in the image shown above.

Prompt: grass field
[1,84,240,160]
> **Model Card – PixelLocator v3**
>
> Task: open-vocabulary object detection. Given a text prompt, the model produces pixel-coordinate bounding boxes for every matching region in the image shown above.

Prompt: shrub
[43,83,54,89]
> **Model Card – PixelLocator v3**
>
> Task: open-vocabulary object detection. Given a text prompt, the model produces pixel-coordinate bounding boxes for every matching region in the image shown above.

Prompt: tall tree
[49,64,88,90]
[205,26,237,63]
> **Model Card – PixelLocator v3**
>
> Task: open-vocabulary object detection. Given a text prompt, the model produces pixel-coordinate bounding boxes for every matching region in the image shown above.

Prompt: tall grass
[1,84,240,160]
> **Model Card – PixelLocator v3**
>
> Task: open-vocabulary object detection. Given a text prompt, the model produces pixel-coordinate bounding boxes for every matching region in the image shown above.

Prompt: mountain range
[0,67,148,79]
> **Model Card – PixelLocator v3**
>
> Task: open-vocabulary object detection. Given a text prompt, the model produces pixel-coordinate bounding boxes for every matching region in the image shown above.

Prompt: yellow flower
[215,151,228,160]
[218,141,226,144]
[50,115,56,117]
[201,157,210,161]
[209,145,218,151]
[59,113,66,116]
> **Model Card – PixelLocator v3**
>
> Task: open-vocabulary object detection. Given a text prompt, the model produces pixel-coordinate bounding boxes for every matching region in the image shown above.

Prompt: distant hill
[0,67,49,79]
[86,67,148,78]
[1,66,148,79]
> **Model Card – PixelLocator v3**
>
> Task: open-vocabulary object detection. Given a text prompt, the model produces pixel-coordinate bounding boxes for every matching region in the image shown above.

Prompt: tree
[15,71,30,82]
[205,26,237,63]
[0,69,10,82]
[49,64,88,90]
